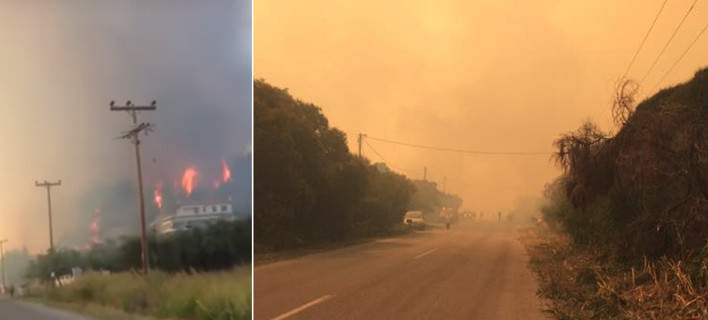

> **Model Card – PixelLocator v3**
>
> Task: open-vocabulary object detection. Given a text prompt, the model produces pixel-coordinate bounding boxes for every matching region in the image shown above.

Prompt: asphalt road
[255,220,547,320]
[0,297,92,320]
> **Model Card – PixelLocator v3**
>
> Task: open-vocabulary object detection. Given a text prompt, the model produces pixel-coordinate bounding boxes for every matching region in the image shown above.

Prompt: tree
[254,80,421,251]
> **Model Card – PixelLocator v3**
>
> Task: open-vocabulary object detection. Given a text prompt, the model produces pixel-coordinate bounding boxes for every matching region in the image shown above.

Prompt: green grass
[27,267,251,320]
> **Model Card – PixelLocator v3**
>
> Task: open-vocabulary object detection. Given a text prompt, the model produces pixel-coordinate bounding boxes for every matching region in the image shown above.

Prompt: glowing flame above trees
[90,210,101,245]
[221,159,232,183]
[181,167,199,196]
[154,183,163,209]
[159,160,230,200]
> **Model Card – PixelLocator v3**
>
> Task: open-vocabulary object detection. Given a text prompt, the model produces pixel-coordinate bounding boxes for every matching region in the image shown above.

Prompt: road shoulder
[21,298,160,320]
[254,225,429,266]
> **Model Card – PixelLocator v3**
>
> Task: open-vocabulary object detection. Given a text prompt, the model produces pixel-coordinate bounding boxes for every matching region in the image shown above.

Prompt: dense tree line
[25,219,251,281]
[255,80,421,251]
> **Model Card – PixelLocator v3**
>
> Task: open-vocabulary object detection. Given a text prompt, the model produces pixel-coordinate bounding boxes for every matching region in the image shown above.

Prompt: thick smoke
[0,0,252,252]
[255,0,708,214]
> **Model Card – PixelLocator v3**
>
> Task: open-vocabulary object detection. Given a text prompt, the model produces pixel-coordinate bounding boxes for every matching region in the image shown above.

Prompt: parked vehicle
[403,211,426,229]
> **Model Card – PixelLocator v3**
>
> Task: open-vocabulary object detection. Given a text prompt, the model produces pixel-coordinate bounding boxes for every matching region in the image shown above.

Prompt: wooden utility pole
[357,133,365,157]
[110,100,156,274]
[35,180,61,253]
[424,167,427,181]
[0,239,6,292]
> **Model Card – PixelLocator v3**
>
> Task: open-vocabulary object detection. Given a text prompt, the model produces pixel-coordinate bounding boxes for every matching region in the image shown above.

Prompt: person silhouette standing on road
[498,211,501,223]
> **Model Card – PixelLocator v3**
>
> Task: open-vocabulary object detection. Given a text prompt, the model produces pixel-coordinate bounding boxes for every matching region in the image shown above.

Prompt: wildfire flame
[154,182,163,209]
[181,167,199,196]
[221,159,231,183]
[90,210,101,245]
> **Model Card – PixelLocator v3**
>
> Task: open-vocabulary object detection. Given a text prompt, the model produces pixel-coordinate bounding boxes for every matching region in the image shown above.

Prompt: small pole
[357,133,363,158]
[0,239,6,292]
[35,180,61,253]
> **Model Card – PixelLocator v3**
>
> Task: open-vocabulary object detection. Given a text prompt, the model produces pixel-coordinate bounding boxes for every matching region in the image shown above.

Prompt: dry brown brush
[552,68,708,260]
[526,227,708,319]
[536,68,708,319]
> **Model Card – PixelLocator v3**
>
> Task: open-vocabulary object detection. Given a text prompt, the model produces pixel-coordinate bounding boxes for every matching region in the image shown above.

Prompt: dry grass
[523,226,707,320]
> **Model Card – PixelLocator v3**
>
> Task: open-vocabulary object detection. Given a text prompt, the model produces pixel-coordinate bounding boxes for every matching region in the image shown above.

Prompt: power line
[364,139,435,181]
[363,139,414,174]
[652,19,708,91]
[639,0,700,84]
[364,139,389,164]
[621,0,670,80]
[365,135,552,156]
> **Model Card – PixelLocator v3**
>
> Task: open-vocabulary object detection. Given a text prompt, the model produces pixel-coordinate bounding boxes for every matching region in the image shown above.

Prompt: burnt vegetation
[549,68,708,260]
[537,67,708,319]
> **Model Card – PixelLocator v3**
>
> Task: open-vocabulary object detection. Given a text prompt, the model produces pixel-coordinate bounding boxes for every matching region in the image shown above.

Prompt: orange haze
[256,0,708,213]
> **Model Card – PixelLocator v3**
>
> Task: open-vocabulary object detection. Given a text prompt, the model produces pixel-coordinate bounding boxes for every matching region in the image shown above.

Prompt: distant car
[403,211,425,229]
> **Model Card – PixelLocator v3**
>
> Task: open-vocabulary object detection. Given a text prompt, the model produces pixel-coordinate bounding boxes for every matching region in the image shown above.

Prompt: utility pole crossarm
[35,180,61,187]
[109,100,156,111]
[109,106,156,111]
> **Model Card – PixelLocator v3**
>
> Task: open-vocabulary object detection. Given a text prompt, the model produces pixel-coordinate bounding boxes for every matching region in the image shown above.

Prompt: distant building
[152,203,236,235]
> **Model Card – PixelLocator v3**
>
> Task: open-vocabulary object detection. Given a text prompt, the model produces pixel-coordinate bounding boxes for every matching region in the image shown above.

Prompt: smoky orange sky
[256,0,708,214]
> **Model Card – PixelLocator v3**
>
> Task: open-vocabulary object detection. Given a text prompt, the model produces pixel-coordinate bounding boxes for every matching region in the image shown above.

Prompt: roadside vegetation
[19,220,252,320]
[27,267,251,320]
[530,68,708,319]
[254,80,462,252]
[26,219,251,279]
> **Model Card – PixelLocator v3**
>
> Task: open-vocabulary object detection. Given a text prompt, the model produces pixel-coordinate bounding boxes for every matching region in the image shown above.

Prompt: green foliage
[25,220,251,281]
[26,248,86,281]
[254,80,419,251]
[31,268,251,320]
[153,219,251,272]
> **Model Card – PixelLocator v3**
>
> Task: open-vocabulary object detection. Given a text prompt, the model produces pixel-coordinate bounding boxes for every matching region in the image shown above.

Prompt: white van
[403,211,425,229]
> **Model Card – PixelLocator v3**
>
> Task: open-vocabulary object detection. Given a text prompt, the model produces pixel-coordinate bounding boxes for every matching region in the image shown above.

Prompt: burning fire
[221,159,232,183]
[158,160,230,202]
[181,167,199,196]
[90,210,101,245]
[154,182,163,209]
